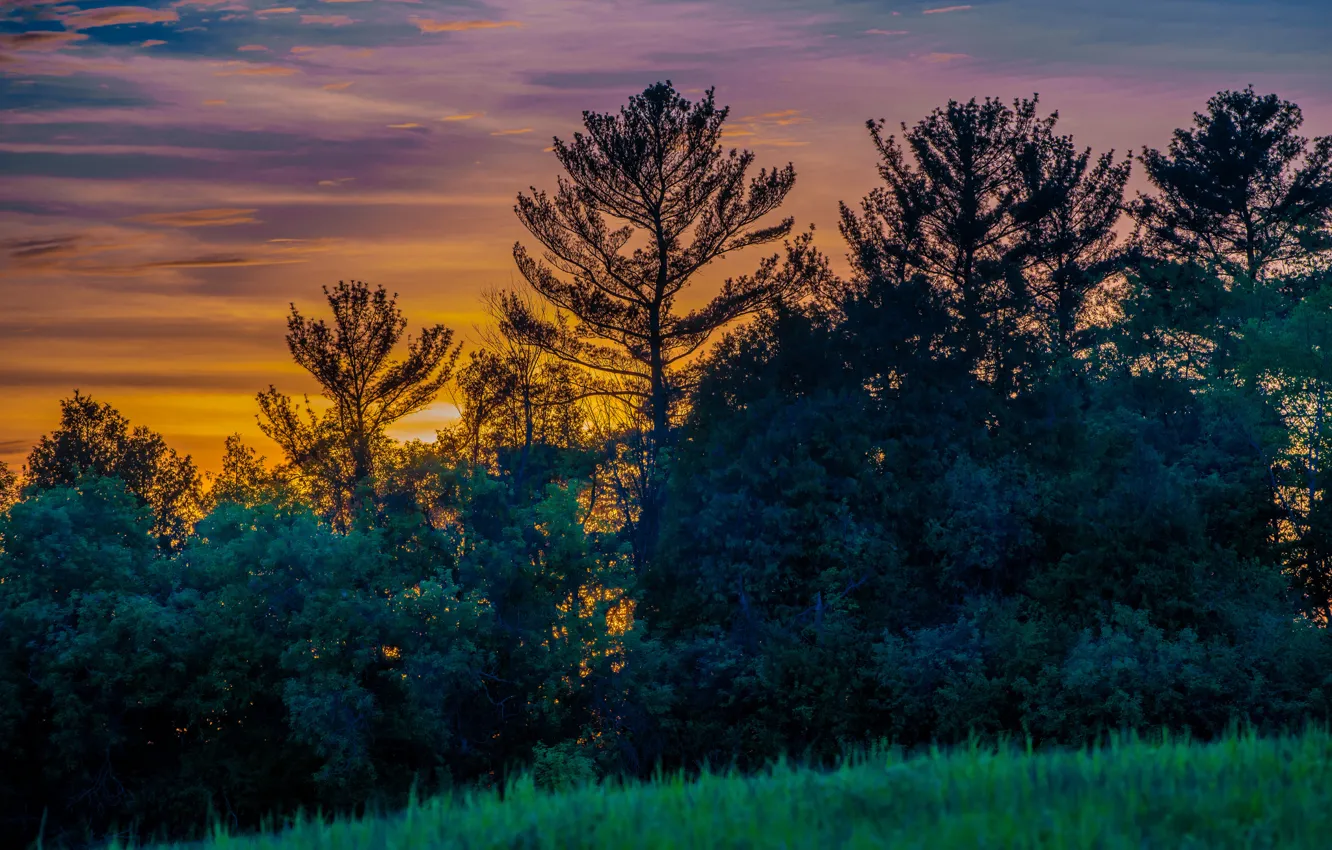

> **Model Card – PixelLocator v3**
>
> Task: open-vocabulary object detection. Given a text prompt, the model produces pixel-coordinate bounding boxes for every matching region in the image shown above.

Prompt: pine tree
[500,81,817,556]
[257,280,460,527]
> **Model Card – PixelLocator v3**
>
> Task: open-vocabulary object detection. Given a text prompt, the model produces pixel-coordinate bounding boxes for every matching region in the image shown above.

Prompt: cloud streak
[921,51,970,62]
[129,208,262,227]
[300,14,356,25]
[0,31,90,51]
[922,5,972,13]
[212,63,300,76]
[58,6,180,30]
[410,18,522,33]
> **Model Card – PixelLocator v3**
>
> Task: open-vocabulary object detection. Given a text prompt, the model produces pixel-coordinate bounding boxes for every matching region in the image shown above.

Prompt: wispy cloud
[752,108,810,126]
[921,51,970,62]
[489,127,532,136]
[2,230,339,282]
[58,6,180,30]
[202,99,228,105]
[213,63,300,76]
[440,112,482,121]
[922,5,972,13]
[721,109,813,147]
[388,122,423,128]
[129,208,261,227]
[93,254,308,273]
[317,177,355,186]
[2,232,160,268]
[300,14,355,25]
[255,6,298,14]
[4,235,85,262]
[410,18,522,33]
[140,39,167,48]
[0,31,90,51]
[865,29,909,35]
[322,81,354,90]
[237,44,269,52]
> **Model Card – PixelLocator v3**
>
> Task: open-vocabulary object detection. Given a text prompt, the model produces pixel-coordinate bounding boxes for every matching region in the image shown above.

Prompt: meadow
[124,727,1332,850]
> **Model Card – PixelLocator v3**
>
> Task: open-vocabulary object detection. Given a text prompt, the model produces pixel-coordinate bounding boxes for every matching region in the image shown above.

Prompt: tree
[1132,86,1332,287]
[0,460,16,515]
[25,391,203,550]
[0,478,186,843]
[1013,124,1132,359]
[257,280,460,527]
[450,291,588,484]
[1114,86,1332,514]
[204,434,292,510]
[499,81,819,556]
[1123,88,1332,388]
[1240,278,1332,621]
[840,96,1056,395]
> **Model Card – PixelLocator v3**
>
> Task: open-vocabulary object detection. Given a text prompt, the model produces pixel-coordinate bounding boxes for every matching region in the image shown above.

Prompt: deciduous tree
[25,391,203,550]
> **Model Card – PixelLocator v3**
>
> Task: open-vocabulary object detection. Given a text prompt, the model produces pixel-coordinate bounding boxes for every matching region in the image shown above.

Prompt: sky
[3,0,1332,474]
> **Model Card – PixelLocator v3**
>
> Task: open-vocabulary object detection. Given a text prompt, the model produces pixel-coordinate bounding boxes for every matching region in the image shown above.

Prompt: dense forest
[5,80,1332,845]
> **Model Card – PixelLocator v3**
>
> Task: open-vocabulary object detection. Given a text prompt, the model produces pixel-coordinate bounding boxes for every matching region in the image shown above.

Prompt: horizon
[4,0,1332,474]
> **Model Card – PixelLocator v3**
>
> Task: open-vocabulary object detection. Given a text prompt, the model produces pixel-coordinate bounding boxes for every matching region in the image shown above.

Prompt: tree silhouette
[1125,88,1332,384]
[205,434,291,510]
[840,96,1056,395]
[452,291,586,481]
[0,460,16,514]
[500,80,816,556]
[1132,86,1332,286]
[1013,123,1131,359]
[257,280,460,526]
[25,390,203,550]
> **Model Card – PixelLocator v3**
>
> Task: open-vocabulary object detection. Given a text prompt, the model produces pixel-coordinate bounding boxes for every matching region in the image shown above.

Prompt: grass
[131,726,1332,849]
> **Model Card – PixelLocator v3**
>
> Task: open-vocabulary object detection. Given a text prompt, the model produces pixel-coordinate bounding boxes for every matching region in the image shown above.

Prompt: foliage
[530,740,598,792]
[0,460,16,515]
[24,391,204,550]
[0,462,660,845]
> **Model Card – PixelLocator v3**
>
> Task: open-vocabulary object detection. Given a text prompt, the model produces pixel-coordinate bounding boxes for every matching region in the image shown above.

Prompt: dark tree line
[4,82,1332,846]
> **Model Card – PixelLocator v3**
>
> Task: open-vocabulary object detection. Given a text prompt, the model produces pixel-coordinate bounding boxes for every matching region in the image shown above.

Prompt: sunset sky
[3,0,1332,474]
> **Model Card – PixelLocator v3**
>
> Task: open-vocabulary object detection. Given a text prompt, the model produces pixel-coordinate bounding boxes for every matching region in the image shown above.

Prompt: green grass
[134,727,1332,849]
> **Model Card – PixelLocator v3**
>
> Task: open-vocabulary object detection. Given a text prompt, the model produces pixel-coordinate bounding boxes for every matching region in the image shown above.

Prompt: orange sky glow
[3,0,1332,473]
